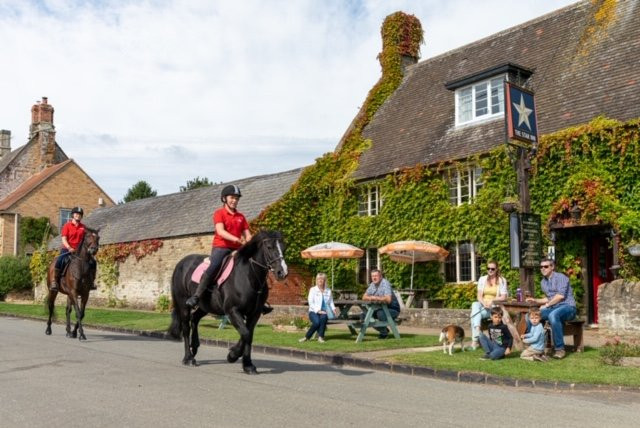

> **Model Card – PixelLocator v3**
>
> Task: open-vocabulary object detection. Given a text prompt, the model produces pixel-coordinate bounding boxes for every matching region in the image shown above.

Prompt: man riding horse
[51,206,97,292]
[186,185,272,314]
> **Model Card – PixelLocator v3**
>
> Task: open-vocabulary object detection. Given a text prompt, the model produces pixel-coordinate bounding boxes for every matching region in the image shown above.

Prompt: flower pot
[628,244,640,257]
[501,202,518,213]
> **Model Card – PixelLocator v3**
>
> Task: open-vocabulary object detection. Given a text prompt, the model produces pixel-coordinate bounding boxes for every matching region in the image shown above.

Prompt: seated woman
[470,260,508,349]
[299,272,338,343]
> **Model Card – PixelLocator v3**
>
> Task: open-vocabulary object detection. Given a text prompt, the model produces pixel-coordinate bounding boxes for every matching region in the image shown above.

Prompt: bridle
[249,237,284,273]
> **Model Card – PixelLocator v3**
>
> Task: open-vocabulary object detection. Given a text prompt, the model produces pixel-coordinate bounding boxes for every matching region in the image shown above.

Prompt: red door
[589,236,613,324]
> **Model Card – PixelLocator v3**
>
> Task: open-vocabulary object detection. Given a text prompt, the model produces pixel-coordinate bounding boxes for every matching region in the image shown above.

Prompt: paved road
[1,317,638,427]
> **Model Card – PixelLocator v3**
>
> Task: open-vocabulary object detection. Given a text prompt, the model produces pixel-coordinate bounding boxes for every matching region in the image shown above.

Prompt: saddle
[191,254,236,288]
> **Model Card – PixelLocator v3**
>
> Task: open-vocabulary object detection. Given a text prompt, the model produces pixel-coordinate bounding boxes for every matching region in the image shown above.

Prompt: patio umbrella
[301,242,364,287]
[378,240,449,289]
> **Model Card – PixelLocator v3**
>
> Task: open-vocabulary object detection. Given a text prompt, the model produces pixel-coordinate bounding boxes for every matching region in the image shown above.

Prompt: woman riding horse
[46,226,100,340]
[170,230,287,373]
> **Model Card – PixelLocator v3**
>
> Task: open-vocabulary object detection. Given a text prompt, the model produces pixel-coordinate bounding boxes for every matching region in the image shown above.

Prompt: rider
[186,185,273,314]
[51,207,97,291]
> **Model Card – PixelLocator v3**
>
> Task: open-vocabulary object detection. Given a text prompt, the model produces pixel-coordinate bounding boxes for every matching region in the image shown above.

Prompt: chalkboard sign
[519,213,542,267]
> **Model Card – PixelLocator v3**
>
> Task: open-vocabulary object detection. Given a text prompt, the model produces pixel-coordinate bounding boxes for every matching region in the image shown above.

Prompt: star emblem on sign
[513,94,533,131]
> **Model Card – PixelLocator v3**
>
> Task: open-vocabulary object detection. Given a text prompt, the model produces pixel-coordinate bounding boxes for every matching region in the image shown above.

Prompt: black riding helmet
[71,206,84,216]
[220,185,242,203]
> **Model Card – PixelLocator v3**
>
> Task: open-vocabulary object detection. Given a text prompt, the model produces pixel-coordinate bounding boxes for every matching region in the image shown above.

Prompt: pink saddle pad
[191,259,210,283]
[216,258,234,286]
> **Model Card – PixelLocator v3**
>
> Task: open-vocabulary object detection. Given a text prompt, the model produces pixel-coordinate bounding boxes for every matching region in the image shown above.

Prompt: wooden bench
[549,319,584,352]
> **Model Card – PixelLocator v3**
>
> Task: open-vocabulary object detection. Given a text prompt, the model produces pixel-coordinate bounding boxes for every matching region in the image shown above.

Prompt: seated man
[362,269,401,339]
[525,258,577,359]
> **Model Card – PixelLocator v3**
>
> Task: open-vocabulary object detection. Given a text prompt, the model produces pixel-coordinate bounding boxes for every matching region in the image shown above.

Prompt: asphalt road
[1,317,638,427]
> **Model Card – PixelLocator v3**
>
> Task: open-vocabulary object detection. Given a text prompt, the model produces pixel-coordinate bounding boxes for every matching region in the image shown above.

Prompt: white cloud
[0,0,576,201]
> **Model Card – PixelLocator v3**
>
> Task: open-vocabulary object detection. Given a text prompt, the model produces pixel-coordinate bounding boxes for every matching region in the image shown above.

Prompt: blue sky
[0,0,576,201]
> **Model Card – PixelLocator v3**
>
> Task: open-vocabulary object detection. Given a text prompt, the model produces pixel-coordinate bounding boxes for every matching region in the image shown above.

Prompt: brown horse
[45,228,100,340]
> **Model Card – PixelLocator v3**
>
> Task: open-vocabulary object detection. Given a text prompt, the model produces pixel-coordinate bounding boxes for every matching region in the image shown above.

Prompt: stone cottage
[0,97,115,255]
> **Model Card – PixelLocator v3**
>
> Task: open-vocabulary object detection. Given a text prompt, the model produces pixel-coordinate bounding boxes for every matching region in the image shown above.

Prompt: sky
[0,0,577,202]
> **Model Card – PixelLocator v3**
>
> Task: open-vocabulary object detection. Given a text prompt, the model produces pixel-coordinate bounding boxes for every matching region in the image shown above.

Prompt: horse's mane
[79,227,99,248]
[236,230,280,261]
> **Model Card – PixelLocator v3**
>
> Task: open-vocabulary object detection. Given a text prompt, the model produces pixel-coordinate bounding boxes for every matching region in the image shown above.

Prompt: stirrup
[261,305,273,315]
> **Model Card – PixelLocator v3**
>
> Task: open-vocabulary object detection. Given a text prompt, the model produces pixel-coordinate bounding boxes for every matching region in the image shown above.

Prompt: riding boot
[186,270,213,308]
[51,268,61,292]
[261,302,273,315]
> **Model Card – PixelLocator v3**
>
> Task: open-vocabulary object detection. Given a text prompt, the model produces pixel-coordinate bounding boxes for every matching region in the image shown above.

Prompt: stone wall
[598,279,640,332]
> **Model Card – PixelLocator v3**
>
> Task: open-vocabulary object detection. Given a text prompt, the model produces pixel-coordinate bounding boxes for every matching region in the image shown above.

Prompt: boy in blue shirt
[520,307,548,362]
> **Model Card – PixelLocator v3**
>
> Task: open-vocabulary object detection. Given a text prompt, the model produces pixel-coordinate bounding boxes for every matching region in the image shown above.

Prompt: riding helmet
[220,184,242,203]
[71,206,84,216]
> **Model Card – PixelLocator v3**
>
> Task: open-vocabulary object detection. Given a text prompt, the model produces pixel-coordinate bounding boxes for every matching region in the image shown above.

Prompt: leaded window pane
[490,77,504,114]
[445,245,457,282]
[474,82,488,117]
[458,87,472,123]
[459,241,472,281]
[459,169,470,204]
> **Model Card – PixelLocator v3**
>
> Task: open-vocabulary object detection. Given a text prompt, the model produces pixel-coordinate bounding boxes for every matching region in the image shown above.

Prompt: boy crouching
[520,307,548,362]
[478,306,513,360]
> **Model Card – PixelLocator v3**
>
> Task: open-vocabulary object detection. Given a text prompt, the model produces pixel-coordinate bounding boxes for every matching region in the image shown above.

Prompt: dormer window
[455,76,505,125]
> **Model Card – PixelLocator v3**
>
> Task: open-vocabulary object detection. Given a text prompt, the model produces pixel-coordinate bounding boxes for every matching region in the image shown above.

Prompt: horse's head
[258,231,288,281]
[84,228,100,256]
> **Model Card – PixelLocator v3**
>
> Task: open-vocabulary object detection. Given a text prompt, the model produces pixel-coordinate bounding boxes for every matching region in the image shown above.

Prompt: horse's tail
[168,307,182,340]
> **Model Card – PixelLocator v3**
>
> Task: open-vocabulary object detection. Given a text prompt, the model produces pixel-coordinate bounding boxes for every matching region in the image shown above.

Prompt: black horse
[45,228,100,340]
[169,230,288,374]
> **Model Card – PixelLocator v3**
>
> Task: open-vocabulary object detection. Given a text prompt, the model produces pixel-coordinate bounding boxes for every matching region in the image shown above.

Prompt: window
[59,208,72,228]
[357,185,382,216]
[445,241,485,283]
[358,248,380,285]
[447,166,483,205]
[456,76,504,125]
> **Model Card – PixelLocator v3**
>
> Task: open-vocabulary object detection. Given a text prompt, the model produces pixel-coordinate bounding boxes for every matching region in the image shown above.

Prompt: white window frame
[357,185,383,216]
[59,208,72,229]
[455,75,505,126]
[447,166,483,206]
[358,248,380,285]
[445,241,484,283]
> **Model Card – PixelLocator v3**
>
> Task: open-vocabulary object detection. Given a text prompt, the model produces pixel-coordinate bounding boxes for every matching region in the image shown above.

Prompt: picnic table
[332,299,401,343]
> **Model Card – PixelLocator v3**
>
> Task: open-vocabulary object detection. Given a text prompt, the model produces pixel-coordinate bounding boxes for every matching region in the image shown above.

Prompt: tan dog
[439,325,465,355]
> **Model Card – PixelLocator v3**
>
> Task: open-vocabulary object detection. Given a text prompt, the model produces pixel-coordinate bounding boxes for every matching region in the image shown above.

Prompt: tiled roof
[55,167,304,247]
[354,0,640,180]
[0,143,26,175]
[0,160,72,210]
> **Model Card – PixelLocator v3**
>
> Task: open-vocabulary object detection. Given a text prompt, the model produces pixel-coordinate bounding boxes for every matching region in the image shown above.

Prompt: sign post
[505,81,540,294]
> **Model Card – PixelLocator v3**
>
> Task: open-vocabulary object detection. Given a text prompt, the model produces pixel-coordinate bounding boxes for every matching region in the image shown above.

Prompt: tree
[19,216,57,252]
[180,176,213,192]
[121,180,157,203]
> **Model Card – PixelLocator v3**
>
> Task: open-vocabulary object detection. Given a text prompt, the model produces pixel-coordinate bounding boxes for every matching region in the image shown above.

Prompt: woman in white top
[299,272,338,343]
[470,260,508,349]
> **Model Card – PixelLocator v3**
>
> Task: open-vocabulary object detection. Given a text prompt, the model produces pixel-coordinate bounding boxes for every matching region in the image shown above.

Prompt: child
[520,307,548,362]
[478,306,513,360]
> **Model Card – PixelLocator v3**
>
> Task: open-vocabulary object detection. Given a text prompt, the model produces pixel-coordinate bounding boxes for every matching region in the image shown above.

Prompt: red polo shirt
[61,221,86,250]
[212,207,249,249]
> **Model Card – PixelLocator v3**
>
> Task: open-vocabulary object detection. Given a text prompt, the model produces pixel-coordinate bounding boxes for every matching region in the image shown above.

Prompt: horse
[169,230,288,374]
[45,227,100,340]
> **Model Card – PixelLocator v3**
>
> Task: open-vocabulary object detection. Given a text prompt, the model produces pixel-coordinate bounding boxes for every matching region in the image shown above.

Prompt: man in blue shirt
[362,269,401,339]
[526,258,577,359]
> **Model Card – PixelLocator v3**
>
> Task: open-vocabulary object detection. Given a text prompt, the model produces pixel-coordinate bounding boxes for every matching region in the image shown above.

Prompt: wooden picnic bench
[332,299,402,343]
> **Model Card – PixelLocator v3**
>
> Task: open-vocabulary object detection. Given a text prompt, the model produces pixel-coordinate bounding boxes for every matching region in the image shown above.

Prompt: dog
[439,325,465,355]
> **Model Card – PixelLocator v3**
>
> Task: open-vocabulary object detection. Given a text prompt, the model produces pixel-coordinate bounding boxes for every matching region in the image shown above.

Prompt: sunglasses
[487,267,496,271]
[540,265,551,269]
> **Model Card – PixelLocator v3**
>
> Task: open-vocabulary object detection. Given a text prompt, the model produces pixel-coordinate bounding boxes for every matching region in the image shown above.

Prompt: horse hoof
[190,359,199,367]
[227,353,240,363]
[45,329,51,335]
[243,365,258,375]
[79,334,87,341]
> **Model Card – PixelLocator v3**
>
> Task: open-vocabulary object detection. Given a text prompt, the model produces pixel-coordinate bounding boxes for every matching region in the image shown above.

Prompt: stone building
[0,98,114,255]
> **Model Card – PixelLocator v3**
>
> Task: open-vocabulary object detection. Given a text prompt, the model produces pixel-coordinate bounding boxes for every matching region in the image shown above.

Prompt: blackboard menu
[520,213,542,267]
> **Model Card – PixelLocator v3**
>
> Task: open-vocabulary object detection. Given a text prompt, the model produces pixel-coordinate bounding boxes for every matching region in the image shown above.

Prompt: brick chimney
[29,97,56,168]
[0,129,10,161]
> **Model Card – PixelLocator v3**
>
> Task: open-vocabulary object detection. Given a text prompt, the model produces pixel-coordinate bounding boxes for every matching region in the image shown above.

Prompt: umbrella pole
[331,258,334,289]
[410,251,415,290]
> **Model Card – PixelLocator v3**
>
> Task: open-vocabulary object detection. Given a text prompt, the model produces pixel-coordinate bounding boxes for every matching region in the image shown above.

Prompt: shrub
[272,314,310,329]
[155,294,171,312]
[0,256,32,299]
[599,336,640,365]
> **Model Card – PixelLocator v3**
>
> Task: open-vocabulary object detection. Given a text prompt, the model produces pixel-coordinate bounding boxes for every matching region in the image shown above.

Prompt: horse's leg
[76,293,89,340]
[225,307,251,364]
[65,296,75,338]
[45,290,57,335]
[180,308,195,366]
[241,314,261,374]
[190,309,206,358]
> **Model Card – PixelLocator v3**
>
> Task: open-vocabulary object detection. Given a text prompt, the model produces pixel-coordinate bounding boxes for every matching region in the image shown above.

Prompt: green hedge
[0,256,32,299]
